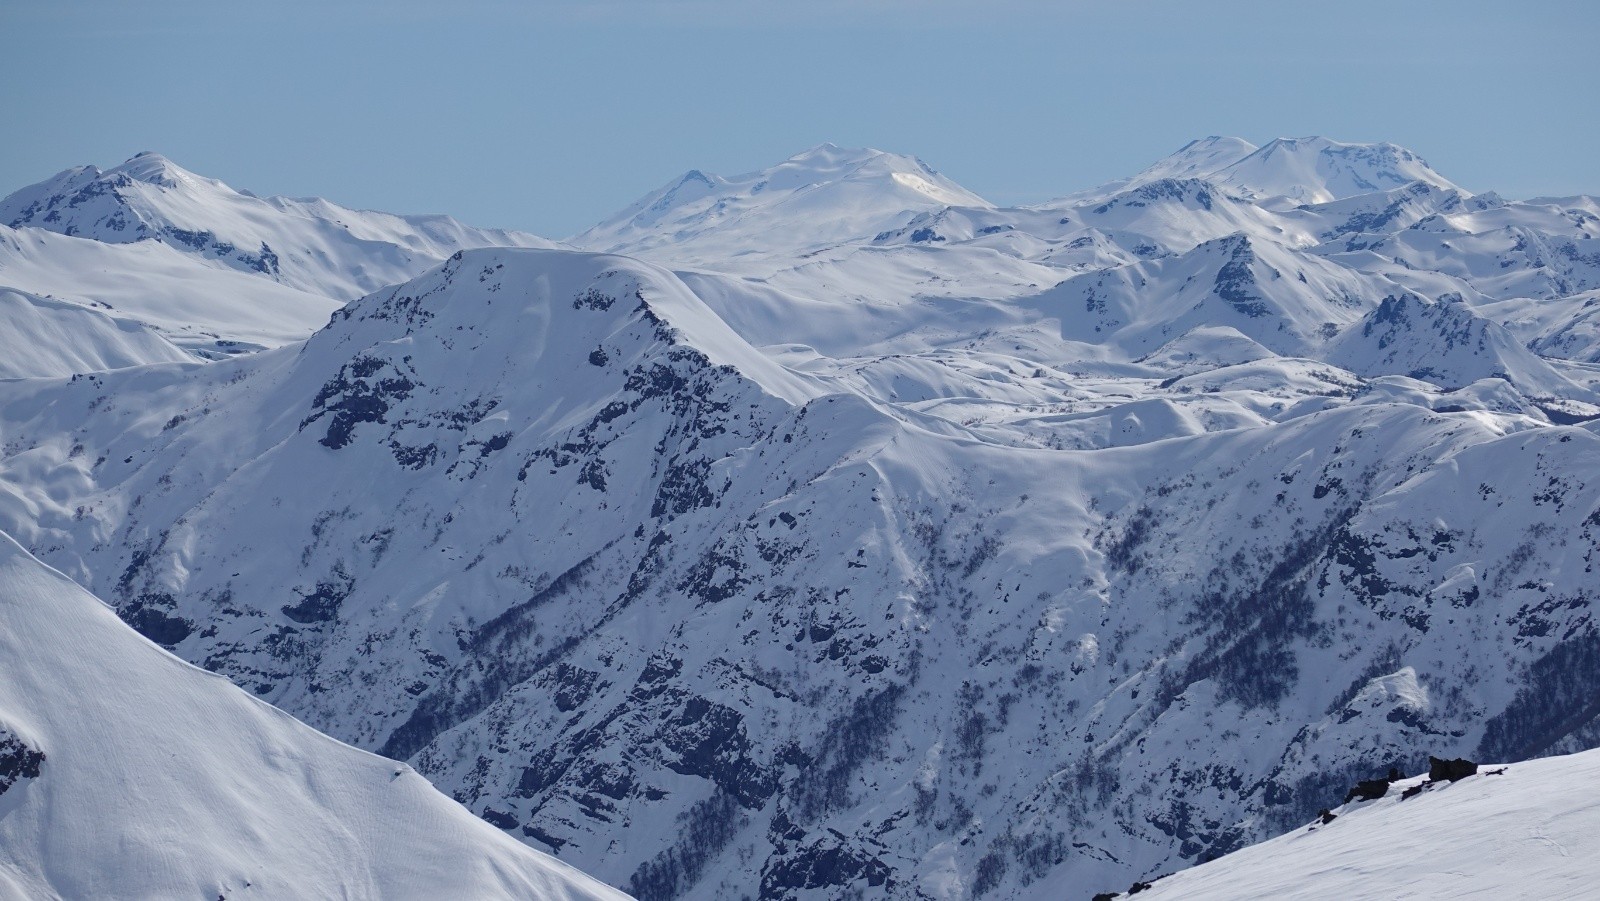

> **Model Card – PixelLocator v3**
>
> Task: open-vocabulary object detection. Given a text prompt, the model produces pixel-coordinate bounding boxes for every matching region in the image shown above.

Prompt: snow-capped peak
[570,143,991,259]
[106,150,195,188]
[1131,136,1261,186]
[0,152,556,301]
[1215,136,1460,207]
[1054,136,1459,211]
[1044,136,1260,205]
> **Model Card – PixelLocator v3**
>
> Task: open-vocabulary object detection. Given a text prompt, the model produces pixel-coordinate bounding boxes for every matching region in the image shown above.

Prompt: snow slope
[0,531,625,901]
[1039,233,1382,356]
[0,223,340,352]
[1130,749,1600,900]
[0,287,194,377]
[1046,136,1260,205]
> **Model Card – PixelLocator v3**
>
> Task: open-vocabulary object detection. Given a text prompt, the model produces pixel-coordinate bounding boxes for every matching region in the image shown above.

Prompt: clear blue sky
[3,1,1596,237]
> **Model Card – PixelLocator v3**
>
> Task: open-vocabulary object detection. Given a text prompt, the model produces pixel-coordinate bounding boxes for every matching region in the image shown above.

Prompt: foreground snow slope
[1132,749,1600,900]
[0,530,626,901]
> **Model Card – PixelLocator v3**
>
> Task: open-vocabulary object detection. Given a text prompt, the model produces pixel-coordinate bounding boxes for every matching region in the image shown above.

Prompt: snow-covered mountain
[1206,136,1460,208]
[1052,136,1458,210]
[570,143,991,261]
[1038,232,1382,356]
[1326,291,1596,403]
[1,137,1599,900]
[0,530,624,901]
[1049,136,1261,205]
[0,152,557,300]
[1125,749,1600,900]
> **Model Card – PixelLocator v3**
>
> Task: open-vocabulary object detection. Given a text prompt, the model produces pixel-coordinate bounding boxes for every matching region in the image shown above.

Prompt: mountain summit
[571,143,991,259]
[1214,136,1460,206]
[0,152,556,300]
[1058,136,1459,209]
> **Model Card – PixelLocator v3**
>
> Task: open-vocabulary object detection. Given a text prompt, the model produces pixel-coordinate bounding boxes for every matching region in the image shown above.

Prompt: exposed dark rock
[0,731,45,797]
[121,593,194,647]
[1343,777,1391,804]
[758,839,892,898]
[480,807,519,830]
[1428,756,1478,782]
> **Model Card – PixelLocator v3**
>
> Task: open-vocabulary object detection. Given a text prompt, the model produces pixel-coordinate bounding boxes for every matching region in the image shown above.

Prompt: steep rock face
[0,247,811,751]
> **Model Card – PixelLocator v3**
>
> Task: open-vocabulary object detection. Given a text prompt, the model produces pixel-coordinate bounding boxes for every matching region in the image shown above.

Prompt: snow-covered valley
[1,136,1598,899]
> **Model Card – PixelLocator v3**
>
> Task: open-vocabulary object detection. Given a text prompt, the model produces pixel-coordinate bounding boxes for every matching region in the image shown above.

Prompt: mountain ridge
[0,137,1598,899]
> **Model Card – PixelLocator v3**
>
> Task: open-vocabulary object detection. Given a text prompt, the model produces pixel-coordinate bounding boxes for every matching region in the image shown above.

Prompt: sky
[3,0,1597,237]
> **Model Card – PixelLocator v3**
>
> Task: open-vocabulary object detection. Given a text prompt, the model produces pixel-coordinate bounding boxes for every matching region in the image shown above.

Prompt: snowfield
[0,137,1598,899]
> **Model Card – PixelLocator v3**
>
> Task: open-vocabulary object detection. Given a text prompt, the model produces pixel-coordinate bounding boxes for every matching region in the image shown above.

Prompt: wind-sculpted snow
[0,531,626,900]
[2,139,1600,899]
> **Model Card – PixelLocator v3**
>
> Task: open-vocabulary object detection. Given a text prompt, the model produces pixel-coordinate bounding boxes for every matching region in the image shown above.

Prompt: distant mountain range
[0,137,1597,899]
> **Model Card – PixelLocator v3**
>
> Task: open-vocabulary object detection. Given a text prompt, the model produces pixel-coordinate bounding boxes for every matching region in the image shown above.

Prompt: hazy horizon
[4,0,1596,236]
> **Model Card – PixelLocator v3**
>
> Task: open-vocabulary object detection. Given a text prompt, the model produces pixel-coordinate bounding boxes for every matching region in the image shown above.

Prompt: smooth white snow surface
[0,287,194,377]
[0,531,627,901]
[1134,751,1600,900]
[0,223,340,353]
